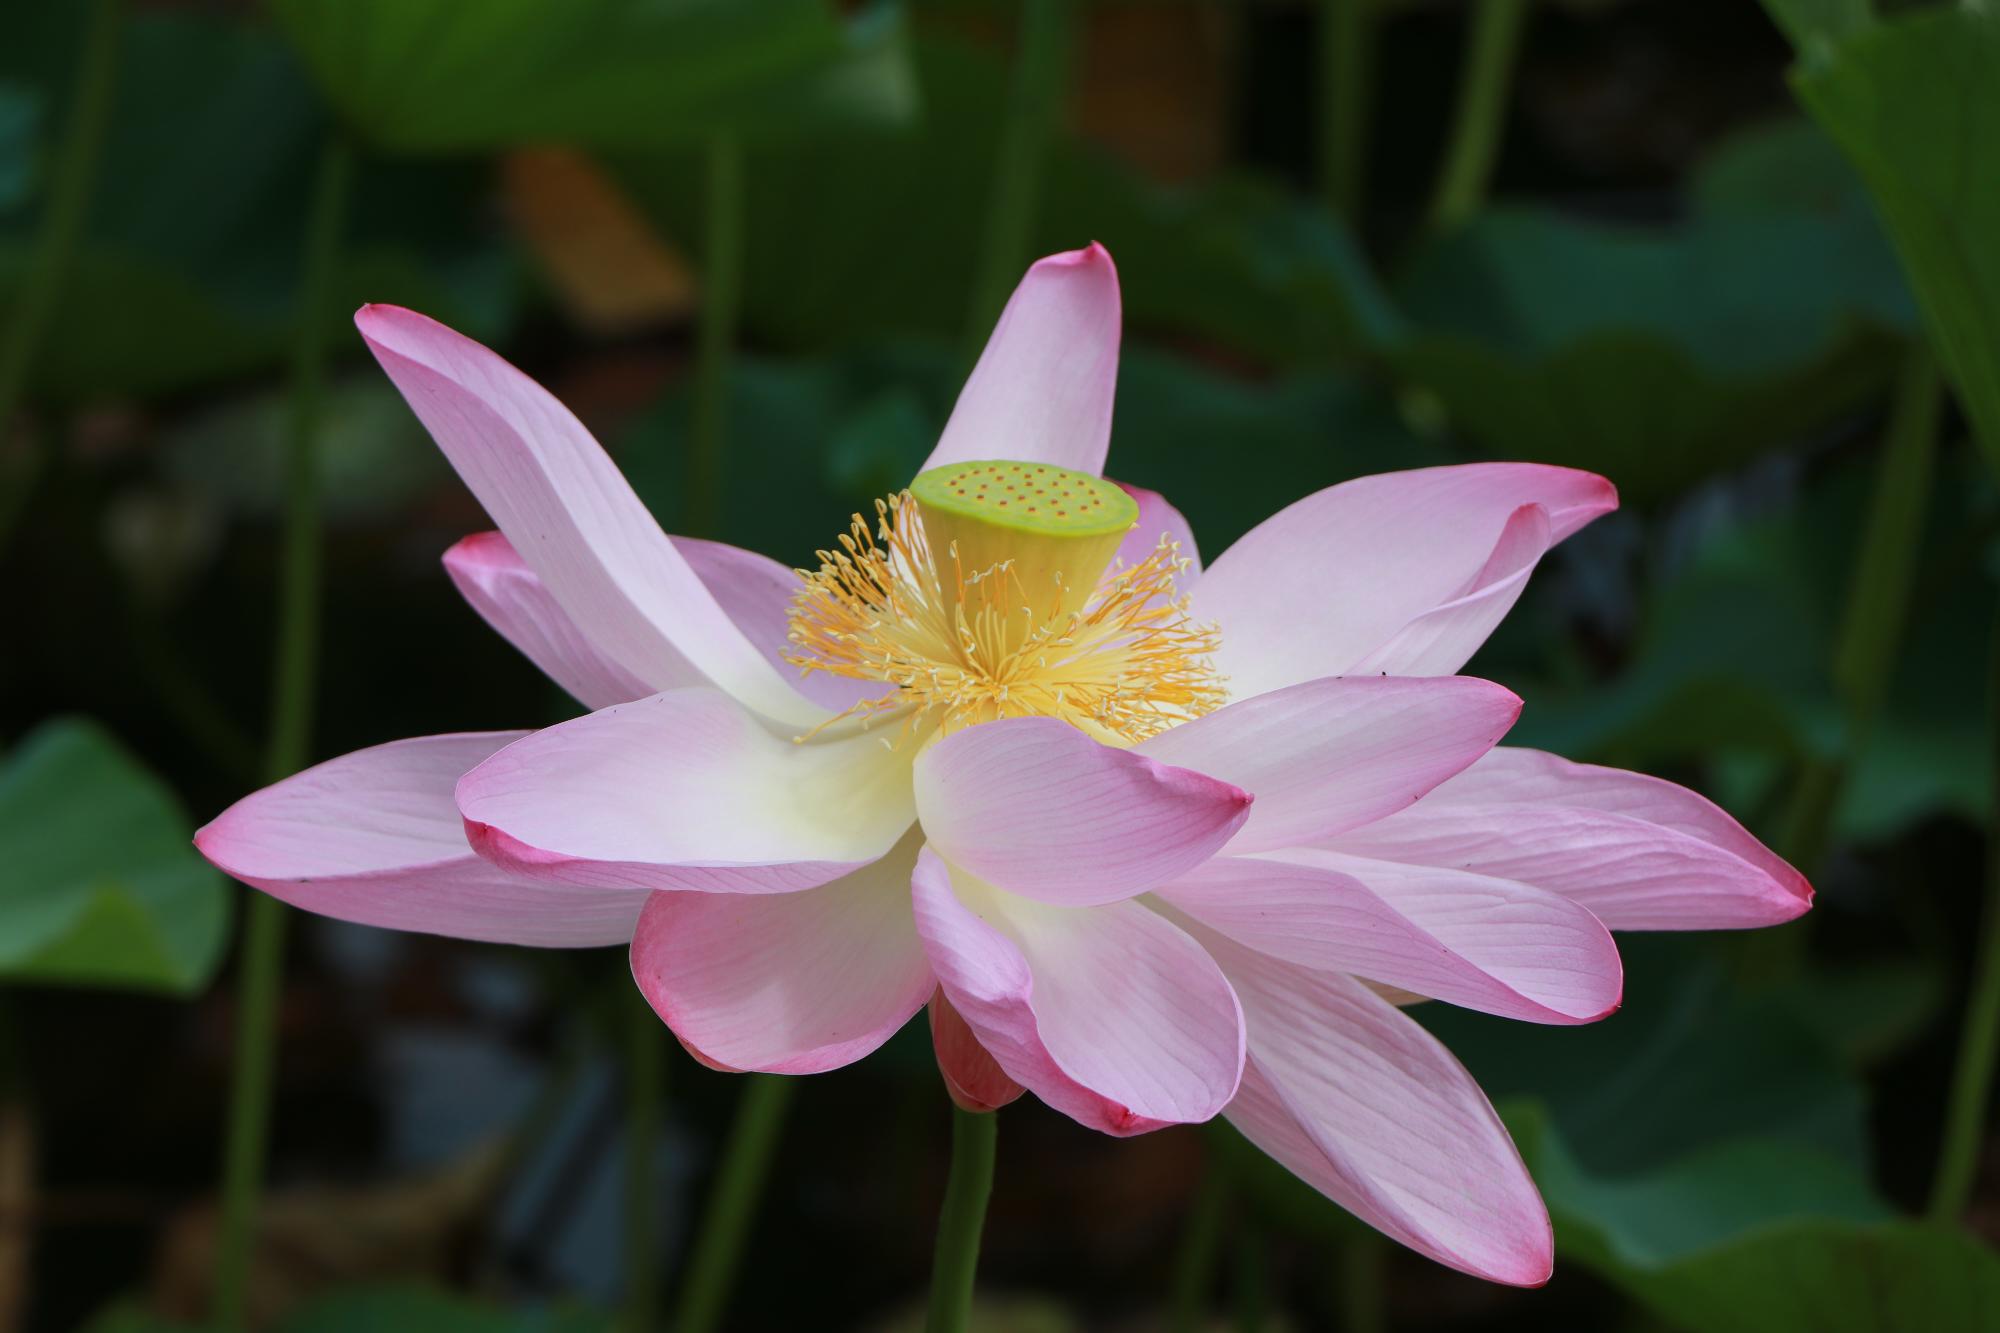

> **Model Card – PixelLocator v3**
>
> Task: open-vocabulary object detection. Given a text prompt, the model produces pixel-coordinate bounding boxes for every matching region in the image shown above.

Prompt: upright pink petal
[1191,464,1617,696]
[1159,853,1621,1024]
[930,991,1025,1113]
[456,690,914,895]
[919,245,1122,478]
[914,717,1252,906]
[1136,676,1521,853]
[195,733,641,947]
[1330,747,1811,930]
[1110,482,1202,585]
[911,849,1244,1135]
[444,533,657,711]
[1188,925,1552,1286]
[355,305,822,728]
[630,833,934,1074]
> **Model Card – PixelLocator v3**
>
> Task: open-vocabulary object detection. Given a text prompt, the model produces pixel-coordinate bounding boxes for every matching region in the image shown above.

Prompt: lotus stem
[625,989,665,1331]
[211,131,354,1331]
[1318,0,1376,219]
[1930,602,2000,1221]
[925,1105,999,1333]
[965,0,1074,347]
[1167,1157,1229,1333]
[0,0,123,549]
[1424,0,1530,239]
[689,134,742,541]
[672,1074,796,1333]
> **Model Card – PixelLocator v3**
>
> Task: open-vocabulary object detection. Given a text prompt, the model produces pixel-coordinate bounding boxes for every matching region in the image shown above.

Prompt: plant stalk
[211,132,354,1331]
[1317,0,1376,218]
[1424,0,1530,239]
[965,0,1074,346]
[689,135,742,541]
[1167,1159,1228,1333]
[671,1074,795,1333]
[625,990,664,1331]
[1930,601,2000,1221]
[0,0,123,547]
[925,1106,999,1333]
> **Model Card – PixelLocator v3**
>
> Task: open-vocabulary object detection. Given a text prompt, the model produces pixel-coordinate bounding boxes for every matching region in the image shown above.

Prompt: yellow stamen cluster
[786,492,1225,746]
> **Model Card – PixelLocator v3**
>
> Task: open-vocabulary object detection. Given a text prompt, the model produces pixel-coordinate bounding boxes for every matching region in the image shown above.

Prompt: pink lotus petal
[456,689,914,894]
[195,733,641,947]
[630,833,934,1074]
[914,717,1252,906]
[1160,852,1621,1024]
[919,245,1121,478]
[1191,463,1617,696]
[444,533,657,711]
[1136,675,1522,853]
[1110,482,1202,587]
[1331,747,1812,929]
[930,990,1025,1113]
[355,304,822,728]
[1188,923,1552,1286]
[911,848,1244,1135]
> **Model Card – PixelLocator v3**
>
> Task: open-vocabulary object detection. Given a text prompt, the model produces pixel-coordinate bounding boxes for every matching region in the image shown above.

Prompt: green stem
[1317,0,1376,218]
[1167,1158,1228,1333]
[925,1106,999,1333]
[1781,347,1943,877]
[1424,0,1530,239]
[1336,1232,1388,1333]
[0,0,123,547]
[1232,1223,1269,1333]
[965,0,1074,347]
[671,1074,795,1333]
[625,991,664,1331]
[211,133,354,1332]
[689,135,742,541]
[1929,601,2000,1221]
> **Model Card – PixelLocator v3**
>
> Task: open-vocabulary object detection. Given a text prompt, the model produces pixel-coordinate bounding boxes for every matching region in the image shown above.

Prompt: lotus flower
[195,245,1810,1285]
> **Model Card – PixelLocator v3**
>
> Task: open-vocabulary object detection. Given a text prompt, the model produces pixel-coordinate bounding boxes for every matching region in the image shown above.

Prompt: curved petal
[630,831,933,1074]
[911,848,1243,1135]
[1330,747,1811,930]
[1159,852,1621,1024]
[1192,463,1617,697]
[195,733,641,947]
[355,304,822,728]
[914,717,1252,906]
[1189,924,1552,1286]
[930,990,1025,1113]
[456,690,915,894]
[675,536,894,714]
[1136,676,1521,853]
[444,533,656,711]
[1110,482,1201,587]
[919,245,1121,478]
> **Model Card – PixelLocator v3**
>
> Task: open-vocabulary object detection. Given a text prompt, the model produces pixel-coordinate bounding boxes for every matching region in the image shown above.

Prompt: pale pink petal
[444,533,656,710]
[911,848,1243,1135]
[1192,463,1617,696]
[1136,676,1521,853]
[1109,482,1201,586]
[195,733,641,947]
[1159,852,1620,1024]
[914,717,1252,906]
[629,832,934,1074]
[930,991,1025,1113]
[1330,747,1812,930]
[355,304,822,728]
[919,245,1121,478]
[1187,923,1551,1286]
[456,690,914,894]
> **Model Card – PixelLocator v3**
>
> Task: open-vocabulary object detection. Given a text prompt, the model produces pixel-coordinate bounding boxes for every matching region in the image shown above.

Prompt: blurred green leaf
[1391,171,1913,502]
[0,717,229,995]
[0,12,515,403]
[271,0,915,153]
[1794,5,2000,476]
[1759,0,1871,55]
[608,34,1392,363]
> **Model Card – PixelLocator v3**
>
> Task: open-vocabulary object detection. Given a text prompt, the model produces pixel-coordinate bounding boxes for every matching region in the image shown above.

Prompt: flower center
[786,461,1226,746]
